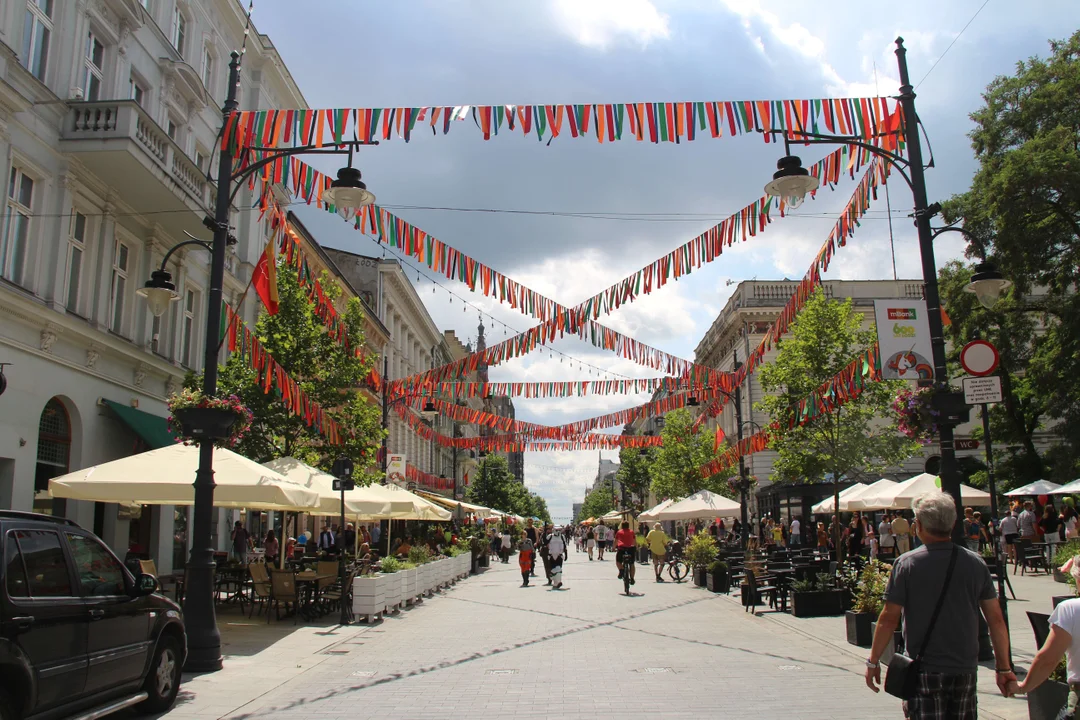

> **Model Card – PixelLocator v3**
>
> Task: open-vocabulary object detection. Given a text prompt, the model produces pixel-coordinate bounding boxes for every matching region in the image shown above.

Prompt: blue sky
[251,0,1080,521]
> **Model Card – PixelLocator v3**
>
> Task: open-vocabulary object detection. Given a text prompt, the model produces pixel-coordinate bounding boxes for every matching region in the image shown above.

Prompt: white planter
[417,563,430,595]
[459,553,469,578]
[352,574,385,623]
[382,572,401,613]
[402,567,418,603]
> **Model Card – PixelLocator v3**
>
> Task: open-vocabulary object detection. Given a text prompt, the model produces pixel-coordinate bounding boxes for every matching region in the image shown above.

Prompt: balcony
[59,101,213,239]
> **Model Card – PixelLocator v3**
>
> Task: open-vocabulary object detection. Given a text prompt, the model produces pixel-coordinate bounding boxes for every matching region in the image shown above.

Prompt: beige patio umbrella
[843,479,899,511]
[48,444,321,511]
[655,490,741,521]
[415,490,497,519]
[350,483,451,521]
[863,472,991,509]
[263,457,392,517]
[811,483,869,514]
[638,499,674,523]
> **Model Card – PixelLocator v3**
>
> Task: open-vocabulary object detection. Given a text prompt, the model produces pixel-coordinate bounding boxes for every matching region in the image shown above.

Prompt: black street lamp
[331,456,355,627]
[138,52,375,672]
[761,37,976,543]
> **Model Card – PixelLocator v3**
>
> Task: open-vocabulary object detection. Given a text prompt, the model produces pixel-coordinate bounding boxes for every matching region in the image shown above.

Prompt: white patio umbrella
[655,490,741,521]
[1005,480,1062,497]
[867,472,991,509]
[264,457,393,517]
[811,483,868,514]
[1049,479,1080,495]
[49,444,321,511]
[353,483,452,521]
[844,479,899,511]
[415,490,497,519]
[638,499,674,522]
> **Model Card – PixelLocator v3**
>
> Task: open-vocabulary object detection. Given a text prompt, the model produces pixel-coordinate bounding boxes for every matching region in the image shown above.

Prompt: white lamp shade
[137,285,180,317]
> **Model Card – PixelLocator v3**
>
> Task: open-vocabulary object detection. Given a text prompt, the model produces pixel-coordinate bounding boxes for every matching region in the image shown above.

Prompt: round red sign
[960,339,999,377]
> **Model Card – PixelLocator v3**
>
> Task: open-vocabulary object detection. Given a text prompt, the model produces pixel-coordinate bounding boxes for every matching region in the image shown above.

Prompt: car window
[65,533,126,596]
[11,529,73,597]
[4,531,30,598]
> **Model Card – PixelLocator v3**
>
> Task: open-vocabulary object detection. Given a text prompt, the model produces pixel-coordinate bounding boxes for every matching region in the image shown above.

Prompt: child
[518,538,534,587]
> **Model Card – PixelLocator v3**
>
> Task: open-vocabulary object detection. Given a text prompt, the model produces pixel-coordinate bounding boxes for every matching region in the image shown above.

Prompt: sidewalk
[734,562,1067,720]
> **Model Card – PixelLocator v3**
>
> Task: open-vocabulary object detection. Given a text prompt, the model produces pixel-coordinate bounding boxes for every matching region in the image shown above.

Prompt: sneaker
[520,583,528,587]
[656,576,665,583]
[617,569,624,580]
[630,576,636,585]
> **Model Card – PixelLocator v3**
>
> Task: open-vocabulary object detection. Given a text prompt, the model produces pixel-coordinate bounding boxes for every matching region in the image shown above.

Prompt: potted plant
[167,388,253,447]
[637,534,650,564]
[846,560,891,647]
[352,569,385,624]
[706,559,730,593]
[893,386,938,444]
[1028,657,1069,720]
[1053,538,1080,584]
[685,533,718,588]
[379,556,402,613]
[408,545,433,596]
[399,561,419,606]
[790,575,846,617]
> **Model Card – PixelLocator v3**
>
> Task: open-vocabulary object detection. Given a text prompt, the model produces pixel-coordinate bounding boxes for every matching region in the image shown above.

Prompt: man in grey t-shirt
[864,491,1014,719]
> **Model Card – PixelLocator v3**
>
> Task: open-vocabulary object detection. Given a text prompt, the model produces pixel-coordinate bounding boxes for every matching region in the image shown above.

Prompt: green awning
[103,399,178,449]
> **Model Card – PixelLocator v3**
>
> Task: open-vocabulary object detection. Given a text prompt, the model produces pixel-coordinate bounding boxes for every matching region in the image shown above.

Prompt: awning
[103,399,177,449]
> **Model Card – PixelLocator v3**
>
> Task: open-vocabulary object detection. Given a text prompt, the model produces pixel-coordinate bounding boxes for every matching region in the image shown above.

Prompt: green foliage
[941,32,1080,482]
[792,575,832,593]
[852,560,892,615]
[407,545,431,565]
[579,479,615,520]
[685,533,718,568]
[616,447,653,515]
[191,266,384,474]
[650,408,734,501]
[756,290,919,550]
[378,556,401,573]
[466,455,549,521]
[707,559,728,576]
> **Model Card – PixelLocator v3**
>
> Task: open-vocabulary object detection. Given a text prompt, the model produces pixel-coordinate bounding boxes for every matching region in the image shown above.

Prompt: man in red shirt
[615,521,638,586]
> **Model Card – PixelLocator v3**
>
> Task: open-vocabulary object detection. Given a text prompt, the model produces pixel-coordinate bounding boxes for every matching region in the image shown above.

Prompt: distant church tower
[477,319,488,384]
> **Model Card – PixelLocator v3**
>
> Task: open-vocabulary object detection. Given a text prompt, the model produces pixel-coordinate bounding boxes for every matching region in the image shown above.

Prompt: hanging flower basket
[168,389,253,448]
[893,387,938,443]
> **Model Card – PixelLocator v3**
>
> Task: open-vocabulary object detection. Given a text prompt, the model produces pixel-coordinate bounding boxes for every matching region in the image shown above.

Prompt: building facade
[0,0,304,572]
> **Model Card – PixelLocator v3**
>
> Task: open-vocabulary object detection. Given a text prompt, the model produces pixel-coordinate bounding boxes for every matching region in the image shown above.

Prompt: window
[7,529,73,597]
[129,76,145,106]
[65,212,87,314]
[21,0,52,81]
[81,31,104,101]
[194,146,208,174]
[166,118,178,141]
[2,167,33,285]
[65,533,126,596]
[110,239,129,334]
[181,286,198,367]
[171,6,186,56]
[201,47,214,93]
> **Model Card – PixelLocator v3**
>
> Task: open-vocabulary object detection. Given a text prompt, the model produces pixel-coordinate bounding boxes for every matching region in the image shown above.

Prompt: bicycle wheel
[668,559,689,582]
[623,563,632,595]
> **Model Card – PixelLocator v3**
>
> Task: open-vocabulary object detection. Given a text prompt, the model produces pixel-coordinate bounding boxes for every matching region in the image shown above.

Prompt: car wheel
[137,636,182,714]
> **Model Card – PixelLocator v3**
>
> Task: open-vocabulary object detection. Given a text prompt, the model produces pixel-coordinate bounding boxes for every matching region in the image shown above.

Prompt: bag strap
[913,545,959,662]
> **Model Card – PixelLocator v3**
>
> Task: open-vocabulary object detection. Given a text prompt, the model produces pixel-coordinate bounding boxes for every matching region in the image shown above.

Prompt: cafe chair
[743,569,778,615]
[248,563,272,618]
[268,569,299,624]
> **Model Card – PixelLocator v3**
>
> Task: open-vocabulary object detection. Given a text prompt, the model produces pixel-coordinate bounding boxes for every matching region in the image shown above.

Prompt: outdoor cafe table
[294,571,337,621]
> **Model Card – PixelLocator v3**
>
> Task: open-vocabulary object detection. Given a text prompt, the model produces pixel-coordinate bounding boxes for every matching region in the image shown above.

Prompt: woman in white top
[1010,597,1080,714]
[877,514,894,556]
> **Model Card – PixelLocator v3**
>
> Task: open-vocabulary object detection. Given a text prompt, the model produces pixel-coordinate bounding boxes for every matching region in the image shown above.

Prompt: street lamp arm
[775,131,916,193]
[157,237,212,272]
[227,141,378,206]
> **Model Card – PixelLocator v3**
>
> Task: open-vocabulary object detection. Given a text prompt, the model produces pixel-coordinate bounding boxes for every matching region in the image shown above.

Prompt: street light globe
[323,166,375,216]
[764,155,820,209]
[421,400,438,419]
[136,270,180,317]
[964,262,1012,310]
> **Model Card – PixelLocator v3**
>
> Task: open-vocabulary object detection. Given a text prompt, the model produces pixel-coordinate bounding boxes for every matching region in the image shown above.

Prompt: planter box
[791,590,845,618]
[478,553,490,569]
[693,567,707,587]
[846,611,875,647]
[402,567,418,604]
[871,621,904,664]
[1027,679,1069,720]
[352,575,385,623]
[1054,568,1069,584]
[382,572,401,613]
[1053,595,1075,609]
[638,547,650,564]
[418,563,431,595]
[459,553,470,579]
[706,572,730,594]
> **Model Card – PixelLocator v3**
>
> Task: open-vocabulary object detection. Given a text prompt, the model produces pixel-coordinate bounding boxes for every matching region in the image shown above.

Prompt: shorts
[615,547,636,564]
[1004,533,1017,545]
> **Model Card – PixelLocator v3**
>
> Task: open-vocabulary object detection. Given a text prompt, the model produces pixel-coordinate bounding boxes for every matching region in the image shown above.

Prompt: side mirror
[136,573,158,596]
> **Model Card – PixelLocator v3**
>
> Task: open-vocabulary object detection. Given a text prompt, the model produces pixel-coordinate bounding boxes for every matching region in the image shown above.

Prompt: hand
[865,664,881,692]
[1007,679,1023,696]
[996,670,1018,697]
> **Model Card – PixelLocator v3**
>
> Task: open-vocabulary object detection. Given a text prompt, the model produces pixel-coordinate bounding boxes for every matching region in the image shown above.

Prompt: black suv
[0,511,186,720]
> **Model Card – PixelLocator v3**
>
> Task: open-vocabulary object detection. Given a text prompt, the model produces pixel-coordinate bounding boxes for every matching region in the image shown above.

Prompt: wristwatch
[866,659,879,669]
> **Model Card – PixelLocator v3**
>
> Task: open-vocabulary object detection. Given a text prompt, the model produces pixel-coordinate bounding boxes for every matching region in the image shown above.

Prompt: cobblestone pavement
[151,549,1033,720]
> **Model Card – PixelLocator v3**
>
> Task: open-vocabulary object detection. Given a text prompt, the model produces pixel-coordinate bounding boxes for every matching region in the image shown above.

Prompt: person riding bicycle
[615,521,637,586]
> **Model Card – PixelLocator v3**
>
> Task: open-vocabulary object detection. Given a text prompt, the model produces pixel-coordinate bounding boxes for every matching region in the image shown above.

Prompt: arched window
[34,398,71,513]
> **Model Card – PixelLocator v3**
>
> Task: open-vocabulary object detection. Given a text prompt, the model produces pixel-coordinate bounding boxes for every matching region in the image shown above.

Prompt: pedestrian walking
[586,526,596,560]
[646,522,668,582]
[789,516,801,547]
[596,523,606,560]
[525,519,539,577]
[864,491,1015,718]
[547,528,566,589]
[500,529,511,563]
[606,524,615,557]
[891,513,911,555]
[231,520,250,564]
[816,521,829,551]
[1042,504,1063,562]
[963,507,981,552]
[999,508,1019,564]
[1018,500,1038,540]
[518,537,534,587]
[878,513,894,557]
[540,524,555,585]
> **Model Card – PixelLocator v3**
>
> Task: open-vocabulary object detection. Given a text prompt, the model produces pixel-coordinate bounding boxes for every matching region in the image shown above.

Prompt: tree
[649,408,734,501]
[616,447,653,514]
[941,31,1080,481]
[191,264,384,476]
[756,289,920,552]
[466,455,518,513]
[579,479,614,521]
[527,493,552,525]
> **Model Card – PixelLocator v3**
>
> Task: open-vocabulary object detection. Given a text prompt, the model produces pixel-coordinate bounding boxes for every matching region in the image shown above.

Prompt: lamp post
[331,456,355,626]
[761,37,978,543]
[137,53,376,672]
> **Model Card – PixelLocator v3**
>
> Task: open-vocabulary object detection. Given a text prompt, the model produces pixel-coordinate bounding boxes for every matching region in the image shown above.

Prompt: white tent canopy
[353,483,451,521]
[49,444,322,511]
[811,483,868,514]
[862,472,991,509]
[415,490,497,519]
[638,499,674,522]
[1005,480,1062,497]
[845,479,899,511]
[655,490,741,521]
[264,457,393,516]
[1050,479,1080,495]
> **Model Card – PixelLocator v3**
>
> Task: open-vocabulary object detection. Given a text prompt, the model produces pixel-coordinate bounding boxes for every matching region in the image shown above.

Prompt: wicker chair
[268,569,299,624]
[248,563,272,618]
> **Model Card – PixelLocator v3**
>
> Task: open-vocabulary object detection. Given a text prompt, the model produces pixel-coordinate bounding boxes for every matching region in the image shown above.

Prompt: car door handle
[11,616,34,630]
[88,609,105,620]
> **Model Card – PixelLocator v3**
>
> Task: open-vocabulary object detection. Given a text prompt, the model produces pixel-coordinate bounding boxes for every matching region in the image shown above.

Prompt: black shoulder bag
[884,545,958,700]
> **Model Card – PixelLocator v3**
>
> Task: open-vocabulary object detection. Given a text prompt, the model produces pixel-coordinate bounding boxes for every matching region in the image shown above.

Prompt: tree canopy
[190,264,384,477]
[941,31,1080,482]
[578,478,615,521]
[649,408,734,501]
[615,446,653,514]
[466,455,550,522]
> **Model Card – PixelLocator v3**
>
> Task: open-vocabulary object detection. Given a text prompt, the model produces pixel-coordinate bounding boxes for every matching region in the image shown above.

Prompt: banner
[874,299,934,380]
[387,454,407,486]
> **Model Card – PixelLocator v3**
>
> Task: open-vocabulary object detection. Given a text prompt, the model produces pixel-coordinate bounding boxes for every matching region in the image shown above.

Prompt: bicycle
[616,547,636,595]
[663,542,689,582]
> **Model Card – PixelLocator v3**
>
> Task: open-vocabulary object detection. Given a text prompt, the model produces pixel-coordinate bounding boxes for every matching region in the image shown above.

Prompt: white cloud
[549,0,671,49]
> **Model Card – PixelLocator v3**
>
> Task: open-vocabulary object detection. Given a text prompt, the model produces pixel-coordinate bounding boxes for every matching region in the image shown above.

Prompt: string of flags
[222,97,901,150]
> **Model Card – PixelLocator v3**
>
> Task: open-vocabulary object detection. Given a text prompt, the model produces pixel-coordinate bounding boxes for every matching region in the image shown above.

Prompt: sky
[250,0,1080,523]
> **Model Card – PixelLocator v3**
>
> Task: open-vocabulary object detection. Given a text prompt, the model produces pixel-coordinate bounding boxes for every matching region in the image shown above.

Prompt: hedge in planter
[686,533,718,588]
[706,560,730,593]
[790,576,845,618]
